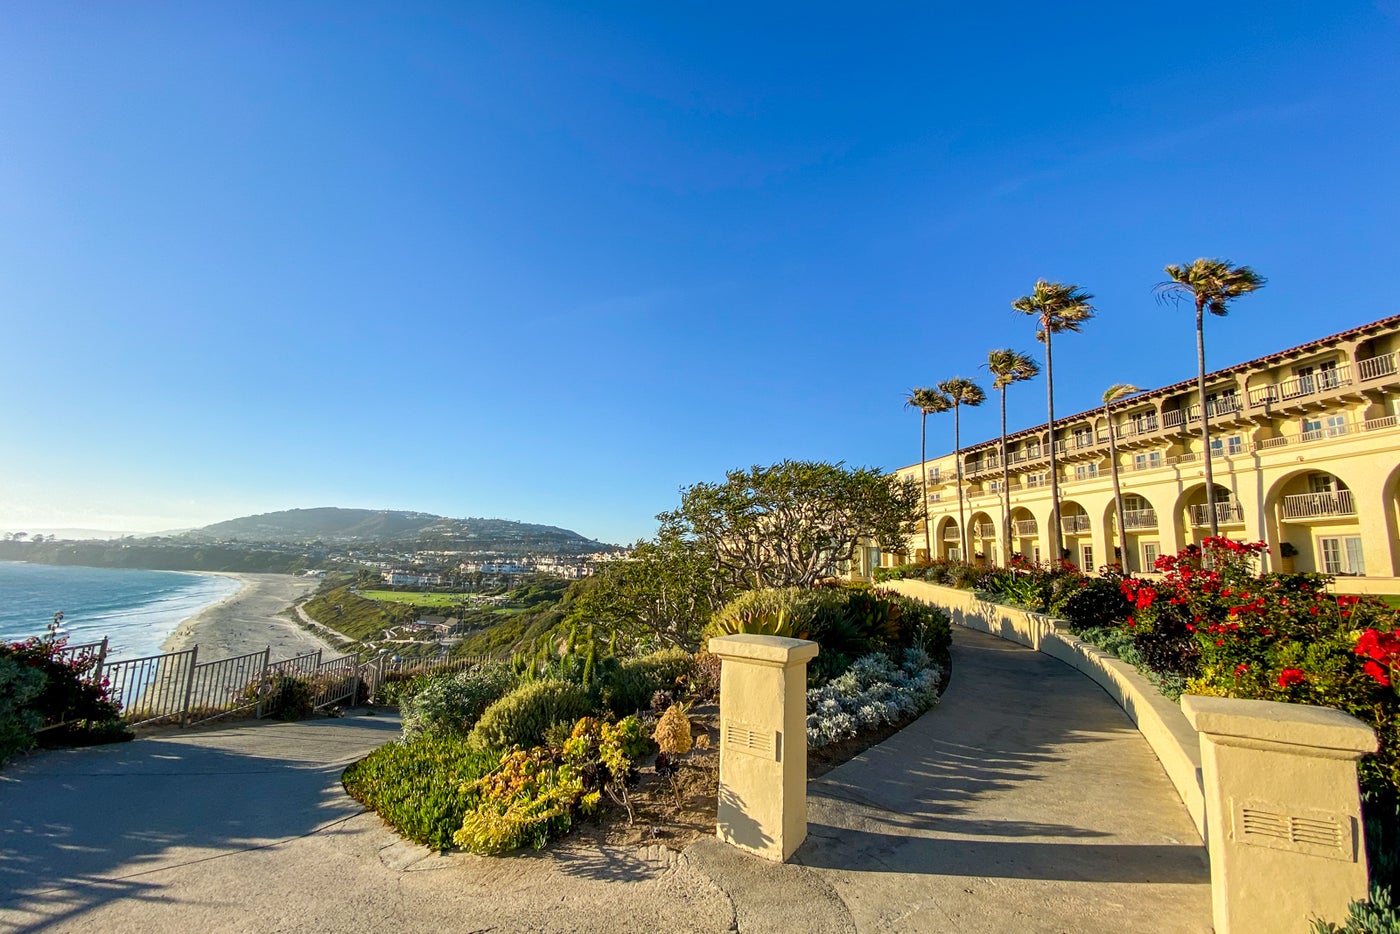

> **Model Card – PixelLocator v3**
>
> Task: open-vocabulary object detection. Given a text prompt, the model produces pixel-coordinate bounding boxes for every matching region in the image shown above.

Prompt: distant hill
[185,507,607,552]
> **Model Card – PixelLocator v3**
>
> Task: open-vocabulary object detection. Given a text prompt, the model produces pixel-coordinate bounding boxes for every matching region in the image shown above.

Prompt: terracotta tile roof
[900,312,1400,468]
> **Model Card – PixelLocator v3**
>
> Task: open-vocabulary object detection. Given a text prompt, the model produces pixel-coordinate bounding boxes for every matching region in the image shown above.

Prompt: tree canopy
[658,460,922,590]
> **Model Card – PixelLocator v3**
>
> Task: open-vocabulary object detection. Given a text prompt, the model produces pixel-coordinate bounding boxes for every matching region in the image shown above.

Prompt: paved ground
[0,629,1211,933]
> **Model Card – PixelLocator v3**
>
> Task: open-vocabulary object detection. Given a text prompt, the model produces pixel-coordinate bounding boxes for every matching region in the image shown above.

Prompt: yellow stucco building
[890,314,1400,591]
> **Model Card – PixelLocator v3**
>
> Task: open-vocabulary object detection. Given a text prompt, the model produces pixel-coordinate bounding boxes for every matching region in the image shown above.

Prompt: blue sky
[1,2,1397,544]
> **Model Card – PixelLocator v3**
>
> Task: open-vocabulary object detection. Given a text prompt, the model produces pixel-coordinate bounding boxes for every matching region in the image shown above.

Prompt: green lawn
[359,590,474,608]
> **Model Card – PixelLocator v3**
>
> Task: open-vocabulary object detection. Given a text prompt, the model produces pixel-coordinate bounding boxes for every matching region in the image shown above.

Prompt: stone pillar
[709,634,819,862]
[1181,695,1378,934]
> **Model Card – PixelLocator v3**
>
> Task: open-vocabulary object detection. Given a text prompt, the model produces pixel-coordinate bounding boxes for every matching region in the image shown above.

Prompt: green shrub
[1059,575,1132,632]
[342,732,498,849]
[468,679,594,751]
[258,675,316,721]
[375,672,436,707]
[598,648,696,716]
[1311,886,1400,933]
[0,656,46,765]
[401,663,518,740]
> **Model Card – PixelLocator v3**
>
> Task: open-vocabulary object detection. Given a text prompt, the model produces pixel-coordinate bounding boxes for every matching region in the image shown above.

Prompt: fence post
[179,645,200,728]
[94,637,109,682]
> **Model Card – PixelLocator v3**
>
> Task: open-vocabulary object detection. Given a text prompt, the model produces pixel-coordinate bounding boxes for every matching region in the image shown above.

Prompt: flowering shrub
[453,714,646,854]
[805,649,942,748]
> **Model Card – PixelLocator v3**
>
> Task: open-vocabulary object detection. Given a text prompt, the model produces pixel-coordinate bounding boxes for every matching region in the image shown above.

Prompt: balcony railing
[1189,502,1245,527]
[1366,415,1399,431]
[1248,365,1354,407]
[1012,519,1038,536]
[943,529,960,541]
[1300,422,1351,443]
[1280,490,1356,520]
[1163,410,1185,429]
[1128,456,1164,472]
[1061,514,1091,534]
[1358,352,1398,381]
[1122,508,1159,530]
[973,523,996,539]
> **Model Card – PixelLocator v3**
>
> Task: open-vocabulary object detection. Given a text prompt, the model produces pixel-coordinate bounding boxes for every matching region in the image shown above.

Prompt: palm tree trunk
[1108,404,1130,573]
[1000,387,1011,566]
[1045,328,1062,563]
[955,404,968,562]
[920,411,931,560]
[1197,298,1218,538]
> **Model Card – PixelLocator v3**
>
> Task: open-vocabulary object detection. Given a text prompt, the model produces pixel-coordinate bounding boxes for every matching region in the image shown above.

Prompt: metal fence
[44,635,501,730]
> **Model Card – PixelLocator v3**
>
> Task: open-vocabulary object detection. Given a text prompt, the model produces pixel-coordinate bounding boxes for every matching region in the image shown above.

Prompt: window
[1072,428,1092,449]
[1133,451,1162,471]
[1303,417,1323,440]
[1032,545,1041,564]
[1026,440,1041,457]
[1143,542,1160,569]
[1294,365,1316,397]
[1326,414,1348,437]
[1081,545,1093,570]
[1319,537,1365,575]
[1309,474,1336,494]
[1074,464,1098,480]
[1124,494,1148,511]
[1318,360,1341,390]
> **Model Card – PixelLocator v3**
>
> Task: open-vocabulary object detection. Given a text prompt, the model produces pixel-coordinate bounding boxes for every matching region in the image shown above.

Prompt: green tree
[1012,281,1095,562]
[564,534,729,650]
[936,378,986,562]
[659,460,922,590]
[984,349,1039,565]
[904,387,951,561]
[1154,259,1266,537]
[1102,382,1142,571]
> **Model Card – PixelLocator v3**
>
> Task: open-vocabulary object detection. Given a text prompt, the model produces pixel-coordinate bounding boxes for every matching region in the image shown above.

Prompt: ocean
[0,562,242,660]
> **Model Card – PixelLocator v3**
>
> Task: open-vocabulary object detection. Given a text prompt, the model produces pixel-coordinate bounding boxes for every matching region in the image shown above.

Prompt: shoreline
[161,573,340,661]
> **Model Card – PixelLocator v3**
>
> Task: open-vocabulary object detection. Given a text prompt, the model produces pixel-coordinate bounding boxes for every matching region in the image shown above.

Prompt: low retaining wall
[882,578,1206,840]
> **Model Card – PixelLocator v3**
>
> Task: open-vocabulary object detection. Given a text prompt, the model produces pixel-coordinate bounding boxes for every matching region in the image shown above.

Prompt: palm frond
[936,376,986,407]
[984,348,1039,389]
[904,386,951,414]
[1155,258,1266,313]
[1102,382,1142,405]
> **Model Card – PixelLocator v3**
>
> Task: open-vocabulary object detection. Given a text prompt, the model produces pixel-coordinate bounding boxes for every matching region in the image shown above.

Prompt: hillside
[186,507,606,551]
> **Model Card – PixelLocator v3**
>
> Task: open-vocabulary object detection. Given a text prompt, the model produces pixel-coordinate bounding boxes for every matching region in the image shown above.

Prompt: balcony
[1358,352,1398,382]
[942,528,960,542]
[1248,365,1354,407]
[1189,502,1245,527]
[1012,519,1038,537]
[1122,508,1159,530]
[973,523,996,539]
[1280,490,1356,520]
[1163,410,1185,429]
[1061,514,1091,535]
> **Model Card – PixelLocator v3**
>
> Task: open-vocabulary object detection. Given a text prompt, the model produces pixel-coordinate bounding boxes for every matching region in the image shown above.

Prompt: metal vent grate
[1233,799,1354,861]
[723,721,779,761]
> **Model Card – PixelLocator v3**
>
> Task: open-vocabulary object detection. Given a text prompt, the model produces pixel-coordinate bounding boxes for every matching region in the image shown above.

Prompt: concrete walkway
[0,628,1211,933]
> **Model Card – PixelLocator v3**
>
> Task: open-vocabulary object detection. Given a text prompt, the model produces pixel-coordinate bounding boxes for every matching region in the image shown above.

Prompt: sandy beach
[161,573,339,661]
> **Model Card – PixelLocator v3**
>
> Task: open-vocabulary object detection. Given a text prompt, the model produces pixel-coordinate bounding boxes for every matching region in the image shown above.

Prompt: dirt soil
[576,661,950,852]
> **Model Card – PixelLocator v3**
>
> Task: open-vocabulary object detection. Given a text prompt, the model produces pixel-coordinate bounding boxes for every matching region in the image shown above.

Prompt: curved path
[0,628,1210,932]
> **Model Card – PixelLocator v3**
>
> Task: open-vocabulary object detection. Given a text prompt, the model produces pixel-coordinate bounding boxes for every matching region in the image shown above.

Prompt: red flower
[1277,668,1306,688]
[1364,660,1392,687]
[1234,663,1249,677]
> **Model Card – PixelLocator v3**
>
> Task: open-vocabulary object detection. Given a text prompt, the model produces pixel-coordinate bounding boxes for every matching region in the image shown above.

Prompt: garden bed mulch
[574,661,951,852]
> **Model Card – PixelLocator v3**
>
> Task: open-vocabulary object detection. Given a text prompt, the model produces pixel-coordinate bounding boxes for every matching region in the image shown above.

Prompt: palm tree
[1012,281,1095,564]
[984,350,1040,565]
[936,377,986,563]
[1102,382,1142,572]
[1154,259,1266,537]
[904,387,951,561]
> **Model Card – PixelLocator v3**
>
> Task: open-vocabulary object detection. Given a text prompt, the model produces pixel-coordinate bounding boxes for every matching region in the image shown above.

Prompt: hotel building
[887,314,1400,590]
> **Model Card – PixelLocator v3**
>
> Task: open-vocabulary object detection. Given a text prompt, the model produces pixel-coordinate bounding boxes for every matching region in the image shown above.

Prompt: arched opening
[1060,499,1092,569]
[1009,506,1040,563]
[1102,493,1160,573]
[936,517,962,562]
[968,510,996,566]
[1266,470,1363,575]
[1178,483,1242,544]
